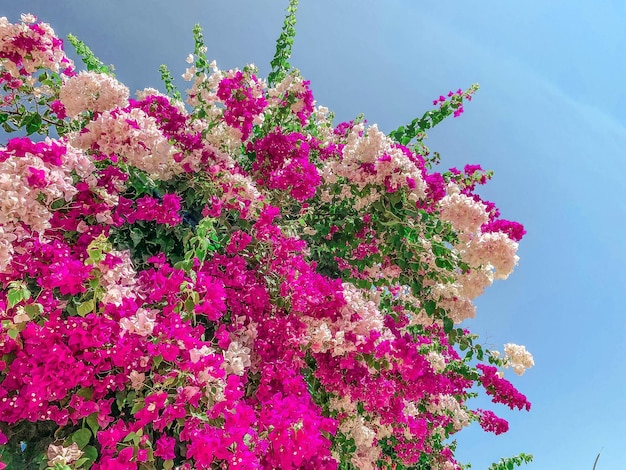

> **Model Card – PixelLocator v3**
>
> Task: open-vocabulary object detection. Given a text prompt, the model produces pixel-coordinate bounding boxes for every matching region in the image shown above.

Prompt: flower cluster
[0,8,533,470]
[249,129,321,201]
[503,343,535,376]
[0,13,72,77]
[217,70,268,140]
[59,71,129,118]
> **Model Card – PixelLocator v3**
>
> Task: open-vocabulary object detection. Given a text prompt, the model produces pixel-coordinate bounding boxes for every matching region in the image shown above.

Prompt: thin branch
[592,449,602,470]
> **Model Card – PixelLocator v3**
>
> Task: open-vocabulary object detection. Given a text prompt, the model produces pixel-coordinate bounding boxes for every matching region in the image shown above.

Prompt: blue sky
[3,1,626,468]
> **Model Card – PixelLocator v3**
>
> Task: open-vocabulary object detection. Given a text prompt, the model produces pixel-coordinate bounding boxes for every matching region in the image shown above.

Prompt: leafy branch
[268,0,299,87]
[159,64,182,102]
[66,33,113,75]
[389,84,479,146]
[486,453,533,470]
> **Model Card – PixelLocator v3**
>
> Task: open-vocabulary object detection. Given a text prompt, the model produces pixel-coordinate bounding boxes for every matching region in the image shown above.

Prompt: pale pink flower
[47,443,83,467]
[119,307,156,337]
[0,226,17,272]
[463,231,519,280]
[71,108,181,180]
[460,267,493,299]
[439,184,489,236]
[59,71,129,118]
[426,394,470,432]
[0,16,73,76]
[329,123,427,200]
[0,141,77,233]
[438,296,476,324]
[338,415,380,470]
[97,250,137,306]
[189,345,214,364]
[503,343,534,376]
[129,371,146,391]
[426,351,447,373]
[222,340,251,376]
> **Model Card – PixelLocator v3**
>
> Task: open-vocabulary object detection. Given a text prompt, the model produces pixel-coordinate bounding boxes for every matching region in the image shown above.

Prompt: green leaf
[423,300,436,316]
[70,428,92,450]
[23,112,42,135]
[435,257,453,270]
[130,400,144,415]
[74,458,89,468]
[476,345,484,361]
[2,121,16,133]
[76,299,95,317]
[7,289,23,308]
[86,413,100,436]
[123,431,142,446]
[81,446,98,466]
[432,242,446,257]
[185,296,196,312]
[164,460,174,470]
[23,303,43,319]
[152,354,163,368]
[76,387,93,399]
[87,248,102,264]
[130,229,144,247]
[443,317,453,334]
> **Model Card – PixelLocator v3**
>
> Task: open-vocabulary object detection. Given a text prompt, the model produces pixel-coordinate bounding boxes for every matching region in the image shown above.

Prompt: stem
[592,450,602,470]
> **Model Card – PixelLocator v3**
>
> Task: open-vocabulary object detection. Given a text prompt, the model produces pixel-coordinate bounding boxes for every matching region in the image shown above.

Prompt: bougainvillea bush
[0,3,534,469]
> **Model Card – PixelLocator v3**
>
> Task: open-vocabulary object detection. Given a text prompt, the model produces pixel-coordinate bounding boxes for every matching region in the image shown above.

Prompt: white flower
[439,185,489,235]
[463,231,519,280]
[59,71,129,118]
[20,13,37,24]
[503,343,535,375]
[119,308,156,337]
[222,340,251,375]
[47,443,83,467]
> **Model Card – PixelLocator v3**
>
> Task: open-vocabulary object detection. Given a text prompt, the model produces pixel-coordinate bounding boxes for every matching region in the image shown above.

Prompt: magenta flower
[477,364,532,411]
[26,166,46,188]
[154,435,176,460]
[477,409,509,435]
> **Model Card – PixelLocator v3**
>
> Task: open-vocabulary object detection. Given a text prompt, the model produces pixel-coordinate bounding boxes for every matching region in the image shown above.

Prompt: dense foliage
[0,3,533,469]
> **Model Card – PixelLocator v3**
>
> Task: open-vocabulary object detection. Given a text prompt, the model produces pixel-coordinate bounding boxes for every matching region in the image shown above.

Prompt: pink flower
[482,219,526,242]
[26,166,46,188]
[476,364,531,411]
[97,421,130,452]
[477,409,509,435]
[202,196,222,218]
[93,447,136,470]
[226,230,253,254]
[217,70,267,140]
[154,435,176,460]
[249,130,321,201]
[49,99,67,119]
[134,392,168,426]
